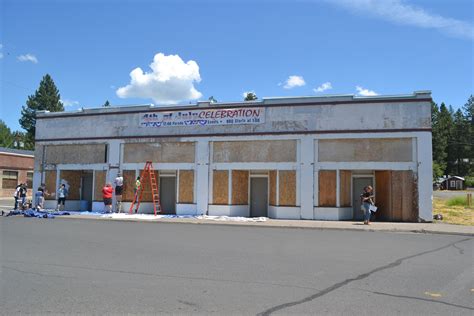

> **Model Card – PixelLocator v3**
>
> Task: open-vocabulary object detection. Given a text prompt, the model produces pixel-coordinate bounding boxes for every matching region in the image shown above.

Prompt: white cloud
[314,82,332,93]
[17,54,38,64]
[61,99,79,107]
[356,86,378,96]
[282,75,306,89]
[329,0,474,40]
[116,53,202,104]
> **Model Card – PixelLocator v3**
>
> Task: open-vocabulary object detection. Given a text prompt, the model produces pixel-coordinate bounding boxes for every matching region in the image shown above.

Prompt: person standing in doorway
[360,186,375,225]
[102,183,113,213]
[134,176,141,213]
[56,184,68,211]
[114,172,124,213]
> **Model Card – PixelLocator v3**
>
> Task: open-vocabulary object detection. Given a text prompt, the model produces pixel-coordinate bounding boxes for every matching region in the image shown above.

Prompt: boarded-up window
[375,171,391,221]
[375,170,417,222]
[178,170,194,204]
[318,138,412,162]
[123,142,195,163]
[231,170,249,205]
[122,170,136,202]
[94,171,106,201]
[59,170,81,200]
[2,171,18,189]
[46,144,107,164]
[213,140,297,163]
[138,169,160,202]
[319,170,336,207]
[44,170,56,200]
[269,170,277,206]
[279,170,296,206]
[213,170,228,205]
[339,170,352,207]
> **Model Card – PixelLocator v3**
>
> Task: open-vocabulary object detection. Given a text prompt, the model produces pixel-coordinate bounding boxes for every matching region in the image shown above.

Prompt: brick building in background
[0,147,34,198]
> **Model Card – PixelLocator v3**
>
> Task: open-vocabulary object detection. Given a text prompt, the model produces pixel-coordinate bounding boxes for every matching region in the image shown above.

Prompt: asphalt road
[1,217,472,315]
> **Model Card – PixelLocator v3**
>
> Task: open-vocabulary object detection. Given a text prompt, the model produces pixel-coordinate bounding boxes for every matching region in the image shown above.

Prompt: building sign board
[139,107,265,128]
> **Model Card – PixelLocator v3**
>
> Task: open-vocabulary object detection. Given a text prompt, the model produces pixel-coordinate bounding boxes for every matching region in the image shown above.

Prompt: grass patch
[446,196,469,206]
[433,197,473,226]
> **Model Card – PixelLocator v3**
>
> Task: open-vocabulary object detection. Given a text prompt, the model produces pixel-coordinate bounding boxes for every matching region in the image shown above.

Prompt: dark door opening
[160,176,176,214]
[250,177,268,217]
[352,177,373,220]
[81,171,93,210]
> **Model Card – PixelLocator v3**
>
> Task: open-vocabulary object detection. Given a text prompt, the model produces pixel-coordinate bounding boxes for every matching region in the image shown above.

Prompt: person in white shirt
[114,172,124,213]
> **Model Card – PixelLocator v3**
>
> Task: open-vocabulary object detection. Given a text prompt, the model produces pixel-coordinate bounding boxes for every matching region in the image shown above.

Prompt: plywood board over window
[59,170,81,200]
[375,171,391,221]
[279,170,296,206]
[319,170,336,207]
[44,170,57,200]
[269,170,277,206]
[46,144,107,164]
[178,170,194,204]
[122,170,136,202]
[231,170,249,205]
[94,171,106,201]
[138,169,160,202]
[339,170,352,207]
[213,170,228,205]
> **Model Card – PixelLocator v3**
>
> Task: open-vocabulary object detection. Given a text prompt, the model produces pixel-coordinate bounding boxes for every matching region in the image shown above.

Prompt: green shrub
[465,176,474,188]
[446,196,468,207]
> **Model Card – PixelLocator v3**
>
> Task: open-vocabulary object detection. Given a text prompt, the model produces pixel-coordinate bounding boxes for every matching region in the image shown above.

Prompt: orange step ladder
[129,161,162,215]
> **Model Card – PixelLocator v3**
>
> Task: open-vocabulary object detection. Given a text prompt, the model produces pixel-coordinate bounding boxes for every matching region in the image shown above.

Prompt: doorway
[159,176,176,214]
[352,177,373,220]
[81,171,93,210]
[250,177,268,217]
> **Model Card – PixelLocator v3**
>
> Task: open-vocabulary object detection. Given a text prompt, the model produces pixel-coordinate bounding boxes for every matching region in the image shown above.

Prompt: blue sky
[1,0,473,131]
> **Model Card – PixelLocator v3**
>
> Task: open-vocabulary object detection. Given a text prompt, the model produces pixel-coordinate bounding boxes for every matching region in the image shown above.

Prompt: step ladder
[129,161,162,215]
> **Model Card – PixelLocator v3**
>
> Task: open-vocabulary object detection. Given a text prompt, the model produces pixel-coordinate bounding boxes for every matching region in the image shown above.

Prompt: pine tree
[244,92,258,101]
[19,74,64,147]
[451,109,469,175]
[435,102,452,176]
[103,100,111,107]
[0,120,14,148]
[431,102,444,179]
[462,95,473,175]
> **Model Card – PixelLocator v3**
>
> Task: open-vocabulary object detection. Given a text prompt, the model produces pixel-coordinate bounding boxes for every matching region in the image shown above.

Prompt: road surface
[1,217,472,315]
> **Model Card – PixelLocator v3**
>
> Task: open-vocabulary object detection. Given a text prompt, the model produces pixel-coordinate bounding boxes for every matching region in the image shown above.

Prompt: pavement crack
[371,291,473,311]
[4,259,319,292]
[452,243,464,254]
[2,265,78,280]
[256,237,472,316]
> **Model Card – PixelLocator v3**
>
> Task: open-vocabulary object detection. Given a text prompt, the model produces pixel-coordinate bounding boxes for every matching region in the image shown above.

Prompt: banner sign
[139,107,265,128]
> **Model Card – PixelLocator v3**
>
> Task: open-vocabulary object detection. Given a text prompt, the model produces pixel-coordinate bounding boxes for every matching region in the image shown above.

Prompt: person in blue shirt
[35,187,45,210]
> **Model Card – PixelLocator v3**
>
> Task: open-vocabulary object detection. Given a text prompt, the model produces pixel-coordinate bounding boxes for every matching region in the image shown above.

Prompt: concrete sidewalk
[59,213,474,236]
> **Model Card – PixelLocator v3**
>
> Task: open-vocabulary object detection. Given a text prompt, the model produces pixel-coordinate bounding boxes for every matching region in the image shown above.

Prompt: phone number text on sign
[139,107,265,128]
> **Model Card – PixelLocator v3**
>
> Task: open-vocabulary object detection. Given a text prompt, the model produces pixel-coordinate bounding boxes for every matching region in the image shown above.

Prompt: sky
[0,0,473,131]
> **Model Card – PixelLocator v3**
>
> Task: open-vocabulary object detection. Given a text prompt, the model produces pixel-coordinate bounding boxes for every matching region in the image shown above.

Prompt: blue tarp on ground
[4,209,71,218]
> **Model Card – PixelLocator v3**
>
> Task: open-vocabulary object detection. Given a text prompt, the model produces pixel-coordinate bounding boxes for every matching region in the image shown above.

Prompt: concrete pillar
[416,133,433,222]
[196,140,210,215]
[300,136,314,219]
[108,140,121,212]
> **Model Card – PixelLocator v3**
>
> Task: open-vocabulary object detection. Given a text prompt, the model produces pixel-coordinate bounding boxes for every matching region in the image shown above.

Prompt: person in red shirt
[102,183,113,213]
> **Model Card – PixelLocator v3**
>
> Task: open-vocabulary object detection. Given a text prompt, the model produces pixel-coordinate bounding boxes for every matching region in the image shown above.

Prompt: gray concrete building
[33,91,433,221]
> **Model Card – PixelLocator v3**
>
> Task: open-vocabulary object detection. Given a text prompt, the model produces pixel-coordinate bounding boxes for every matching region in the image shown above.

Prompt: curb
[41,215,474,237]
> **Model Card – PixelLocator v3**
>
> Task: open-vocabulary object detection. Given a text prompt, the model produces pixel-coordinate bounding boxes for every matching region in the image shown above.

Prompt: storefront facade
[33,91,433,221]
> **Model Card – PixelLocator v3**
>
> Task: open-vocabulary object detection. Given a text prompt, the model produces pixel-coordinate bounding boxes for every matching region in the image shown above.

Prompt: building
[441,176,465,190]
[0,147,34,198]
[33,91,433,222]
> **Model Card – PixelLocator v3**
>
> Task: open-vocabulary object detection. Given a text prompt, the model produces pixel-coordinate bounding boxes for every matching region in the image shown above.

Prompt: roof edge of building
[36,90,432,119]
